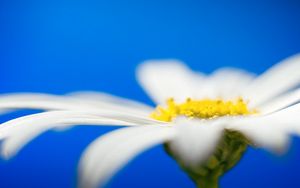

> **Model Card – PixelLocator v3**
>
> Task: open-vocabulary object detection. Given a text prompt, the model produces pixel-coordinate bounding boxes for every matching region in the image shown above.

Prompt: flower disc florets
[151,98,256,122]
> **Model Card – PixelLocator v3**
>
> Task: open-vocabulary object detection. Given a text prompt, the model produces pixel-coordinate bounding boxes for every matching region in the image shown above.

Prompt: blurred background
[0,0,300,187]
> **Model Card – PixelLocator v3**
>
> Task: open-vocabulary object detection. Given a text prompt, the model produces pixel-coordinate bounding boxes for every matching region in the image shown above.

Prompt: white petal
[259,88,300,114]
[1,117,133,159]
[226,118,289,154]
[0,110,161,140]
[266,103,300,134]
[167,119,224,168]
[0,93,106,113]
[0,93,67,114]
[137,60,259,104]
[1,126,50,159]
[227,103,300,154]
[78,126,176,188]
[0,111,163,159]
[0,93,60,101]
[136,60,205,104]
[0,99,78,111]
[242,54,300,107]
[202,68,255,99]
[68,91,153,116]
[0,92,154,119]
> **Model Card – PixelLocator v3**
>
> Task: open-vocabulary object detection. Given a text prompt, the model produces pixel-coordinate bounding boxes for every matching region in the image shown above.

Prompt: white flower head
[0,54,300,187]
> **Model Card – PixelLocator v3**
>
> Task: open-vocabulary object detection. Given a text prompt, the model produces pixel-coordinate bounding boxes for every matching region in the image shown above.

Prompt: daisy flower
[0,54,300,188]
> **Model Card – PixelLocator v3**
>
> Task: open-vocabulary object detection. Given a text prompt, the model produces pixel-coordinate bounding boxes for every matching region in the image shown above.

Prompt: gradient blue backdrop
[1,0,300,187]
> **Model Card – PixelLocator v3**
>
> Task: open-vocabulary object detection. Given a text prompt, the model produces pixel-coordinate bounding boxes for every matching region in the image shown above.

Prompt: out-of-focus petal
[78,126,175,188]
[136,60,205,104]
[1,126,50,159]
[227,118,289,154]
[242,54,300,107]
[227,103,300,154]
[202,68,255,99]
[167,118,224,168]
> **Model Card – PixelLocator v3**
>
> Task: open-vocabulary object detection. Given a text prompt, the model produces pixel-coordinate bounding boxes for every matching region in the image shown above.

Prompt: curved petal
[1,126,51,159]
[136,60,205,104]
[78,126,176,188]
[258,88,300,114]
[0,93,68,114]
[0,99,78,111]
[227,103,300,153]
[267,103,300,134]
[137,60,257,105]
[0,110,164,159]
[202,68,255,99]
[0,117,131,159]
[242,54,300,107]
[0,111,162,140]
[68,91,153,116]
[167,118,224,168]
[0,93,60,101]
[226,118,290,154]
[0,93,112,113]
[0,92,154,119]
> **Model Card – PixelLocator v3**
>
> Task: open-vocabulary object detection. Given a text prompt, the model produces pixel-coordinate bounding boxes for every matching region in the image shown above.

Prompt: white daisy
[0,54,300,188]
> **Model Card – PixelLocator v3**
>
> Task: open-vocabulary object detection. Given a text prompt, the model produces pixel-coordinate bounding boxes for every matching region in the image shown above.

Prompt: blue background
[1,0,300,187]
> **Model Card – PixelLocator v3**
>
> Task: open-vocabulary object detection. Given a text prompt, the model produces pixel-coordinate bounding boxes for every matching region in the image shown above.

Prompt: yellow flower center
[151,98,256,122]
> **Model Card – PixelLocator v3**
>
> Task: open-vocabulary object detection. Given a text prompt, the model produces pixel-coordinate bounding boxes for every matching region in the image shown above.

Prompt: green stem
[195,177,219,188]
[165,130,250,188]
[187,165,220,188]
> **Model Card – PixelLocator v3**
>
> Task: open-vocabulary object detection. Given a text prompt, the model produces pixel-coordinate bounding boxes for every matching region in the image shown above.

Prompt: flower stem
[165,130,250,188]
[194,177,219,188]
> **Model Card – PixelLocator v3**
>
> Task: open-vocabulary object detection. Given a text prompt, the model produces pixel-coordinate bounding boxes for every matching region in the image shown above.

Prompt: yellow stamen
[150,98,256,122]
